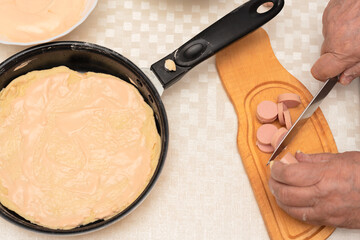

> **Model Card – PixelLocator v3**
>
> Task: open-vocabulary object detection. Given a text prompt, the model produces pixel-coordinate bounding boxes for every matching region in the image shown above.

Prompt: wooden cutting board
[216,28,337,240]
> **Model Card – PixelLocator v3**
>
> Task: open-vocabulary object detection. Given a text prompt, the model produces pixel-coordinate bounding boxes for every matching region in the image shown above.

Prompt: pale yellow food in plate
[0,66,161,229]
[0,0,97,45]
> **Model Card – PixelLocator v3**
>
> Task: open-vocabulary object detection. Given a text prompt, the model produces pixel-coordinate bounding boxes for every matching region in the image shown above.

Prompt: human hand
[269,151,360,228]
[311,0,360,85]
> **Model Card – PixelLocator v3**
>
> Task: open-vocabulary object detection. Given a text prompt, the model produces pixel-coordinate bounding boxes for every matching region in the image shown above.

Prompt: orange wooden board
[216,28,337,240]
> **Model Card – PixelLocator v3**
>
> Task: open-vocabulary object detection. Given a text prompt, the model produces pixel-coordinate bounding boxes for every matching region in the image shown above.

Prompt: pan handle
[150,0,284,89]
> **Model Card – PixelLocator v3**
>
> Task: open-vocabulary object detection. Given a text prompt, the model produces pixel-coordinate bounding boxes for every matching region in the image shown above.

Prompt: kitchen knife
[267,76,338,165]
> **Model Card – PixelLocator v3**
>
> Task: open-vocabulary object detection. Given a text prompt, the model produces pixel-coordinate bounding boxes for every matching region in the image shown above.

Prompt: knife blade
[266,76,338,165]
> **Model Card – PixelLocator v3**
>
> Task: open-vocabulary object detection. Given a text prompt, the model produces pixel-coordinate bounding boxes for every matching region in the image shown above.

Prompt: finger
[311,52,351,81]
[295,151,336,163]
[339,62,360,85]
[269,177,319,207]
[276,201,320,224]
[271,161,325,186]
[320,41,327,55]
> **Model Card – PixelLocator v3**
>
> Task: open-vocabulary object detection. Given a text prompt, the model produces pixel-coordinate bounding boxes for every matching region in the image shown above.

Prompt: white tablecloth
[0,0,359,239]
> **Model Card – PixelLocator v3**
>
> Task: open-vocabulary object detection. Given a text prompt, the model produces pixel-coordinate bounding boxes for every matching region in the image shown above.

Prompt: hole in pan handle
[150,0,284,89]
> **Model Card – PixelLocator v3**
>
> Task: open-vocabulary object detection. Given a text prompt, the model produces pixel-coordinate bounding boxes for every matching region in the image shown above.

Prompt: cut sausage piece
[271,127,288,149]
[283,110,292,130]
[277,103,287,126]
[256,141,274,153]
[277,93,301,108]
[256,100,278,123]
[256,124,278,145]
[256,114,277,124]
[280,152,299,164]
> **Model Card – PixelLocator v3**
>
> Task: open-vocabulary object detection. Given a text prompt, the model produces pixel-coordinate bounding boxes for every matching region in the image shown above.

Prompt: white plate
[0,0,98,46]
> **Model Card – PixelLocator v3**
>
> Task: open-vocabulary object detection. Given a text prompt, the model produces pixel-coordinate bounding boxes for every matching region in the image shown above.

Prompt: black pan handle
[150,0,284,89]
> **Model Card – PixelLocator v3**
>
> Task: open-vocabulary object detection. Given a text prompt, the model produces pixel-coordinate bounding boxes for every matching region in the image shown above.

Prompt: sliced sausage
[256,141,274,153]
[280,152,299,164]
[283,110,292,130]
[256,124,278,145]
[256,114,277,123]
[256,100,278,123]
[271,127,288,149]
[277,102,287,126]
[277,93,301,108]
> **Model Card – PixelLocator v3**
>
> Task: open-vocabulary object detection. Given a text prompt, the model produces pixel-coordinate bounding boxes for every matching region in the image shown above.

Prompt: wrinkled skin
[269,0,360,228]
[269,151,360,228]
[311,0,360,85]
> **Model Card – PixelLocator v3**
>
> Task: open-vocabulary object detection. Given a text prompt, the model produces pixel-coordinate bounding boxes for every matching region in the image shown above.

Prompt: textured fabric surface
[0,0,359,239]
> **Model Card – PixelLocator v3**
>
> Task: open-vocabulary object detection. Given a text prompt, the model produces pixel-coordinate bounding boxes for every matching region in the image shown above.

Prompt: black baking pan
[0,0,284,235]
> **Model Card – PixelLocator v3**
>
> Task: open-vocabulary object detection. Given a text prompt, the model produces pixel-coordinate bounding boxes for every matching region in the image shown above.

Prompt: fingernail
[297,151,308,155]
[340,74,353,85]
[270,186,275,195]
[295,150,304,157]
[269,161,274,169]
[302,213,307,222]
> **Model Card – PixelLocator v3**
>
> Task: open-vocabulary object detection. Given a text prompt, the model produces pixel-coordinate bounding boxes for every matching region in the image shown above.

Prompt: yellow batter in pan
[0,66,161,229]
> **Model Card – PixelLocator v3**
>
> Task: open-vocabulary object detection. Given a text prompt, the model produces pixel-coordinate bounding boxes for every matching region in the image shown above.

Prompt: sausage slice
[271,127,288,149]
[283,110,292,130]
[256,124,278,145]
[256,141,274,153]
[277,102,287,126]
[277,93,301,108]
[256,100,278,123]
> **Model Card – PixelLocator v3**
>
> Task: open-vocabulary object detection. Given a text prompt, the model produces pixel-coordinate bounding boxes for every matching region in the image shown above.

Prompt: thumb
[311,53,349,81]
[295,151,337,163]
[339,62,360,85]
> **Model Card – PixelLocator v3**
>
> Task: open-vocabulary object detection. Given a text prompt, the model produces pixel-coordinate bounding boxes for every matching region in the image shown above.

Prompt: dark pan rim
[0,42,169,235]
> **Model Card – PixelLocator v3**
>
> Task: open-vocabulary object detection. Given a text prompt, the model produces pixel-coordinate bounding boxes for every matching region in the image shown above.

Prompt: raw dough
[0,66,161,229]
